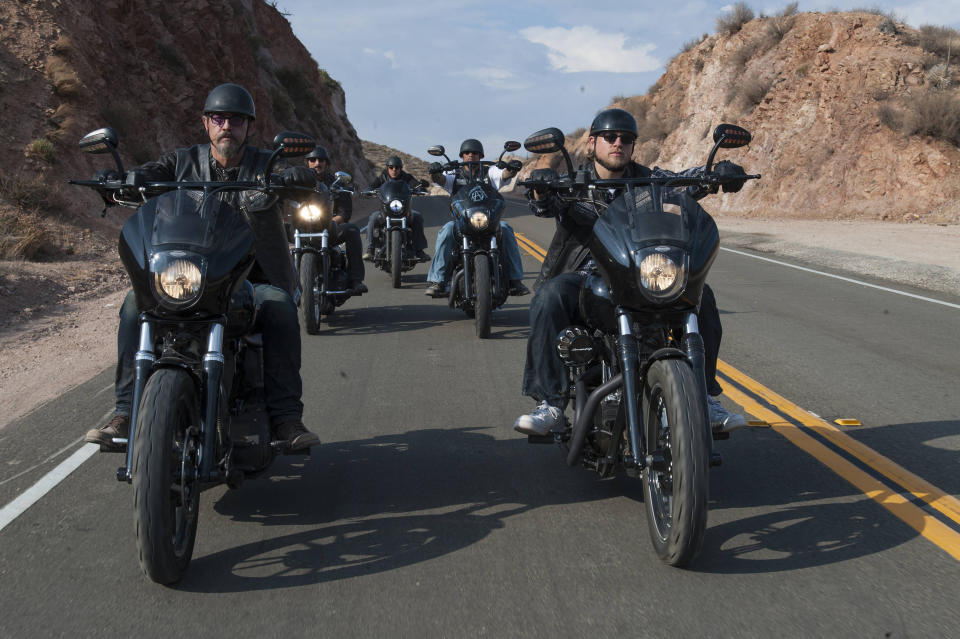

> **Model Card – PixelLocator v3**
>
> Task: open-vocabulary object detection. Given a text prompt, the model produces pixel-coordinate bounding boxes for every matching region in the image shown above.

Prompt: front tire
[299,252,320,334]
[473,253,491,338]
[641,358,709,567]
[390,231,402,289]
[132,368,201,584]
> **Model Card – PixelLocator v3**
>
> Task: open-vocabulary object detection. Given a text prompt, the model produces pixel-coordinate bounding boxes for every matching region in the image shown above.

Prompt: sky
[281,0,960,162]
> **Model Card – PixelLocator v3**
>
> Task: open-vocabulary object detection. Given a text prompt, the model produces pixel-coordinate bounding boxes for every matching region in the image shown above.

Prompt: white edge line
[0,443,99,532]
[720,247,960,310]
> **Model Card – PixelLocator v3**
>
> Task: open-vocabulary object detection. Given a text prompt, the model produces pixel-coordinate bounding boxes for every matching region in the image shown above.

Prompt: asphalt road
[1,194,959,638]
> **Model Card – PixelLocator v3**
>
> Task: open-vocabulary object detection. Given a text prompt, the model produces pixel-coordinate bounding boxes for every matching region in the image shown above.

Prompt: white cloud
[464,67,531,91]
[520,25,660,73]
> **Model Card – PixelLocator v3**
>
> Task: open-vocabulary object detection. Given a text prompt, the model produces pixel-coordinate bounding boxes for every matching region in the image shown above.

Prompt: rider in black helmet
[365,155,431,262]
[514,107,749,437]
[86,82,320,452]
[424,137,530,297]
[304,145,367,294]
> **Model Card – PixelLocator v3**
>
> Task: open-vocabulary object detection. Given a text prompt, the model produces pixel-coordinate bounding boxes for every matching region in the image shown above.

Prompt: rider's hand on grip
[277,166,317,188]
[507,159,522,172]
[428,161,443,175]
[715,160,748,193]
[94,169,121,182]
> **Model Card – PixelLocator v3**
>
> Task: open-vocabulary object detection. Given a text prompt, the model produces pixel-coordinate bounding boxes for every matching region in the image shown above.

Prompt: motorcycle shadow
[177,426,620,593]
[313,303,458,335]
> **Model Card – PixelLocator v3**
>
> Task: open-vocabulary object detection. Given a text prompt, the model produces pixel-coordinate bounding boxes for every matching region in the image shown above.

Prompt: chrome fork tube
[200,323,225,479]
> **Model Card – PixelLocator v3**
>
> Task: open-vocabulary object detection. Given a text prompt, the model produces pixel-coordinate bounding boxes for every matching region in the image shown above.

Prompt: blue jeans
[426,221,524,284]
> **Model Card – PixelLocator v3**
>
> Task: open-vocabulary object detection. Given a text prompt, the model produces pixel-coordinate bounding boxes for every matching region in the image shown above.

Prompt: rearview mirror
[712,124,751,148]
[78,127,119,154]
[334,170,353,186]
[272,132,316,157]
[503,140,521,152]
[427,145,445,157]
[524,128,565,154]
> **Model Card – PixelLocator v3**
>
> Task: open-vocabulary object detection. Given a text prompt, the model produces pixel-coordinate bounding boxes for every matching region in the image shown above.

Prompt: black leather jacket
[133,144,299,298]
[318,170,354,221]
[369,169,423,191]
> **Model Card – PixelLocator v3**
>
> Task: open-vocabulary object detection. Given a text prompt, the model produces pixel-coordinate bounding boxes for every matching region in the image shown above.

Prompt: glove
[93,169,121,182]
[527,168,558,196]
[428,162,443,175]
[279,166,317,188]
[419,179,429,189]
[507,159,522,172]
[715,160,747,193]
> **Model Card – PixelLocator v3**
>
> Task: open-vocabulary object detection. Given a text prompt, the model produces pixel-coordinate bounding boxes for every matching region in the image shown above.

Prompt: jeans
[521,273,724,408]
[331,221,364,283]
[426,221,524,284]
[114,284,304,427]
[365,210,427,251]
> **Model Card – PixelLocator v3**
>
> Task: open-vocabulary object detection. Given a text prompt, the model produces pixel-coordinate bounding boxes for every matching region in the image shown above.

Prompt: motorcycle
[70,127,318,584]
[519,124,758,566]
[360,180,428,288]
[290,171,357,334]
[426,141,522,338]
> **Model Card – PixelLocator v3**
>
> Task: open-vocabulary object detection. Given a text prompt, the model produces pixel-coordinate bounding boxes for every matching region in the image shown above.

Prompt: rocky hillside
[361,140,435,185]
[0,0,373,260]
[521,10,960,224]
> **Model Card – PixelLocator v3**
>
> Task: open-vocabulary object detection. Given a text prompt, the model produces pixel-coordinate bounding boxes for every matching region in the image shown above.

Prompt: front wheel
[473,253,491,338]
[641,358,709,567]
[132,368,202,584]
[299,252,320,334]
[390,231,402,289]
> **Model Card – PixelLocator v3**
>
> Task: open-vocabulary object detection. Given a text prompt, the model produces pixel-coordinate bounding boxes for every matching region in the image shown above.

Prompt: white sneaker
[708,396,747,432]
[514,401,564,436]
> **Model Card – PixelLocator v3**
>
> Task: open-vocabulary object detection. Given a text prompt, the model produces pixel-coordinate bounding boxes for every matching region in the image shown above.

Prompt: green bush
[30,138,56,164]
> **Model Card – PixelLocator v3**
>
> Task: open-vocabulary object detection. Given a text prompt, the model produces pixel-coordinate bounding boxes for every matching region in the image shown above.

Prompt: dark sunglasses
[307,157,323,163]
[207,113,248,128]
[598,132,636,145]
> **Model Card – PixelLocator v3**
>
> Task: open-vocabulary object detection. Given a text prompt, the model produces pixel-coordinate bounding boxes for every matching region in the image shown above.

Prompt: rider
[363,155,430,262]
[85,83,320,451]
[513,108,748,436]
[304,145,367,295]
[423,138,530,297]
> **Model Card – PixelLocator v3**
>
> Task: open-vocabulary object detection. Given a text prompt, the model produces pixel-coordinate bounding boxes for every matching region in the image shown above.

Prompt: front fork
[118,318,155,482]
[460,235,500,299]
[615,310,644,468]
[294,229,342,295]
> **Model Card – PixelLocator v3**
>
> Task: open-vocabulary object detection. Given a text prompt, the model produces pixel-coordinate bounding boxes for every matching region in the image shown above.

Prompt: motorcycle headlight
[151,251,205,308]
[299,203,325,222]
[389,199,404,213]
[469,210,489,230]
[636,247,687,301]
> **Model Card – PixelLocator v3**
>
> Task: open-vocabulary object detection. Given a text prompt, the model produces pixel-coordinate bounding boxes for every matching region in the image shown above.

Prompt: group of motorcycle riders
[84,82,747,454]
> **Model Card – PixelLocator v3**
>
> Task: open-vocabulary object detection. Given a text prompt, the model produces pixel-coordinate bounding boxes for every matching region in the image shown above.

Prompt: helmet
[386,155,403,168]
[203,83,256,119]
[588,108,637,137]
[458,138,484,158]
[305,146,329,161]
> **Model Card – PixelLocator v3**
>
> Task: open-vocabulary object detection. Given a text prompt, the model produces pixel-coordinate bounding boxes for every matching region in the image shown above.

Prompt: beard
[211,134,245,162]
[595,150,630,173]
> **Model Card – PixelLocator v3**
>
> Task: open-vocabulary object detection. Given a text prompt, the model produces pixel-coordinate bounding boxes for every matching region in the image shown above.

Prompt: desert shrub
[716,2,754,36]
[692,56,705,73]
[903,90,960,145]
[876,103,901,130]
[928,63,952,90]
[871,87,891,101]
[919,25,960,61]
[730,35,769,68]
[0,173,54,211]
[610,94,628,104]
[680,34,707,54]
[30,138,56,164]
[765,2,798,42]
[741,73,773,107]
[46,56,80,97]
[795,64,809,77]
[51,35,72,55]
[317,68,341,91]
[157,42,186,72]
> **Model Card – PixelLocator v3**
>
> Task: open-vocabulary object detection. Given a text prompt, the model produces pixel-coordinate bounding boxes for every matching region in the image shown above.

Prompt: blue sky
[282,1,960,161]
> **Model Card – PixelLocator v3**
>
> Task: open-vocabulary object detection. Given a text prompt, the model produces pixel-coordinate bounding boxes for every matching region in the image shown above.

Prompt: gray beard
[212,137,245,162]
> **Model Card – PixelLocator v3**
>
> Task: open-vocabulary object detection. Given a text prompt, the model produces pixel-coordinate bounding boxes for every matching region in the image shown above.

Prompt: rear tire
[299,252,320,334]
[132,368,201,584]
[473,253,491,338]
[641,358,709,567]
[390,231,402,289]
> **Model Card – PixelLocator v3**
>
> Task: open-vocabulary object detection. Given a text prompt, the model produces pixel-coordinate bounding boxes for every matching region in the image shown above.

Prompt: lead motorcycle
[361,180,427,288]
[290,171,357,334]
[519,124,758,566]
[70,127,318,584]
[426,141,522,338]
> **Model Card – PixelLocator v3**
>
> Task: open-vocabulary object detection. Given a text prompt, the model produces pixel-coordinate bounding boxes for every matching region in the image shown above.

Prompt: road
[1,194,959,638]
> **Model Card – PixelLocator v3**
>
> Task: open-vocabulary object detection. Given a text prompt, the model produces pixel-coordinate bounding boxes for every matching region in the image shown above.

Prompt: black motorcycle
[70,127,317,584]
[519,124,758,566]
[361,180,427,288]
[426,141,521,338]
[290,171,357,334]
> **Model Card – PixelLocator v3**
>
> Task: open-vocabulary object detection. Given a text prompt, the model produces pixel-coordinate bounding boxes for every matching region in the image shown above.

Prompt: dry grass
[765,2,798,42]
[903,90,960,145]
[50,35,72,55]
[919,25,960,61]
[716,2,754,36]
[45,56,80,97]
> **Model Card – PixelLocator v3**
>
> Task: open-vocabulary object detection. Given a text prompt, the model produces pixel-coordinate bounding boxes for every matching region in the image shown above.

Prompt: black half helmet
[588,108,638,137]
[203,83,256,119]
[305,145,329,161]
[458,138,484,158]
[386,155,403,168]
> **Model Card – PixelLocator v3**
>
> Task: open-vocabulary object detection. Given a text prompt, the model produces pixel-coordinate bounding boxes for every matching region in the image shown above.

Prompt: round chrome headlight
[469,210,489,230]
[151,251,205,308]
[299,203,325,222]
[636,247,687,300]
[389,199,404,213]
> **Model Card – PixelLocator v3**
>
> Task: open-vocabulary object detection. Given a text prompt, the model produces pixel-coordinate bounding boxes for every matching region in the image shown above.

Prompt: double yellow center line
[514,231,960,561]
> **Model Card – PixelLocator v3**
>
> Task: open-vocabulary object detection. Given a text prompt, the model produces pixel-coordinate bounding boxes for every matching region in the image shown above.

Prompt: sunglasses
[598,132,636,145]
[207,113,248,128]
[307,157,324,163]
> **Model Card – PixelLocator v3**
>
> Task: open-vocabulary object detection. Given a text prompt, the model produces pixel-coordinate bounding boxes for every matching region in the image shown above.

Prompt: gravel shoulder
[1,217,958,431]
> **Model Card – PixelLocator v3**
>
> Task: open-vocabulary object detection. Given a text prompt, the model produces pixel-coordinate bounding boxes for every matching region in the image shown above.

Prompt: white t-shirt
[439,165,513,194]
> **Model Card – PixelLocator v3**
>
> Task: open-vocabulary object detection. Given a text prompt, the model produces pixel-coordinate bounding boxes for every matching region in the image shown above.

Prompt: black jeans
[331,221,365,283]
[365,211,428,251]
[521,273,724,408]
[114,284,304,427]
